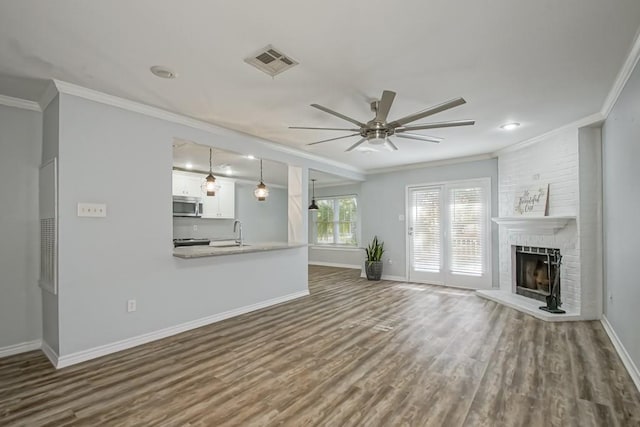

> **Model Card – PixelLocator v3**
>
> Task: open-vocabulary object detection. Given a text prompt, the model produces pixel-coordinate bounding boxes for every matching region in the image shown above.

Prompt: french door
[407,179,491,289]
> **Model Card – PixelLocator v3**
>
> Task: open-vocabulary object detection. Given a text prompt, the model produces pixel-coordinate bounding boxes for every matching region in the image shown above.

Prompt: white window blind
[448,186,485,276]
[411,187,441,272]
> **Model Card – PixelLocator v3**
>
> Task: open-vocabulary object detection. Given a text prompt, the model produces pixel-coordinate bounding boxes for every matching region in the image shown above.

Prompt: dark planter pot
[365,261,383,281]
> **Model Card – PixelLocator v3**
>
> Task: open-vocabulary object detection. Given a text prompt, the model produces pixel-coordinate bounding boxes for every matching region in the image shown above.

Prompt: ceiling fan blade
[345,138,367,152]
[306,133,360,146]
[310,104,365,127]
[394,133,443,143]
[375,90,396,122]
[397,119,476,132]
[289,126,361,131]
[385,138,399,151]
[388,97,467,128]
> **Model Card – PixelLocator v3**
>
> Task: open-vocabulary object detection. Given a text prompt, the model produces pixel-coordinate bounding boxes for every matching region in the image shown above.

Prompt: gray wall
[51,92,362,356]
[602,60,640,369]
[236,184,288,242]
[0,104,43,349]
[308,183,364,268]
[173,184,288,243]
[360,159,499,283]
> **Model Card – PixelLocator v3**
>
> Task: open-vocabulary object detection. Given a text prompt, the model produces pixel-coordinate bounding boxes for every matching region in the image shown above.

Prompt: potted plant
[364,236,385,281]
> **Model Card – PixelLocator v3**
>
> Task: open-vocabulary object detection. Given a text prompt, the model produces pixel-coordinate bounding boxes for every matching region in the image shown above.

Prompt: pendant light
[308,178,319,211]
[205,148,218,196]
[254,159,269,201]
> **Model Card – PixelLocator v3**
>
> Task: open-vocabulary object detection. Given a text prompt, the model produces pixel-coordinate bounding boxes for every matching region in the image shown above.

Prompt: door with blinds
[408,179,491,289]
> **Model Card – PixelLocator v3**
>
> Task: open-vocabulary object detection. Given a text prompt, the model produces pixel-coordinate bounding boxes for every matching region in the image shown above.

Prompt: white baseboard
[601,316,640,393]
[41,340,59,367]
[54,290,309,369]
[0,339,42,358]
[359,272,407,282]
[309,261,361,269]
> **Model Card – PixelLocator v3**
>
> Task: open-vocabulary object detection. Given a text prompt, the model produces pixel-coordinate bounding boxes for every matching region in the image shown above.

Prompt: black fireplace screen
[515,246,561,303]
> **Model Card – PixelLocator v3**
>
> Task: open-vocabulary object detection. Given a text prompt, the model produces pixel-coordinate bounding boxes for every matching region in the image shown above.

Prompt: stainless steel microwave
[173,196,203,217]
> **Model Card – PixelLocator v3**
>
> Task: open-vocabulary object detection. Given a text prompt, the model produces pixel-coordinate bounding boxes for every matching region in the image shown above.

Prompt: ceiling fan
[289,90,475,152]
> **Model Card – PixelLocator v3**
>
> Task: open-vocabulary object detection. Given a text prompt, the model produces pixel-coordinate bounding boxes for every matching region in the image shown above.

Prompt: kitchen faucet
[233,219,243,246]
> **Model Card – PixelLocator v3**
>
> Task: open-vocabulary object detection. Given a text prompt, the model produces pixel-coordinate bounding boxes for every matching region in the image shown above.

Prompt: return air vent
[244,45,298,77]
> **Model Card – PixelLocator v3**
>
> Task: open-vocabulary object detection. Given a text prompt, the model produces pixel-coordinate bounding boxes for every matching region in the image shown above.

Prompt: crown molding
[313,180,361,189]
[602,26,640,118]
[492,112,604,156]
[50,80,365,176]
[366,153,496,176]
[0,94,41,112]
[39,80,59,111]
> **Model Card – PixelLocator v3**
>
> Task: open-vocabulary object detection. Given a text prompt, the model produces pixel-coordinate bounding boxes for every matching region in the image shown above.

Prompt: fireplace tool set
[540,250,566,314]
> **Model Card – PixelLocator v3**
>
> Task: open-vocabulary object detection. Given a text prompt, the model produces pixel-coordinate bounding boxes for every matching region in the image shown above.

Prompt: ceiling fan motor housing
[365,128,390,144]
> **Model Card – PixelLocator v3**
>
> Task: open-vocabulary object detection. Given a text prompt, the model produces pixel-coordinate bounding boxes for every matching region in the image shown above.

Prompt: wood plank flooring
[1,266,639,426]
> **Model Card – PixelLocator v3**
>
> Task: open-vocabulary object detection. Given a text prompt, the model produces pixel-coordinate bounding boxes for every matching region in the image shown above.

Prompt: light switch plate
[78,203,107,217]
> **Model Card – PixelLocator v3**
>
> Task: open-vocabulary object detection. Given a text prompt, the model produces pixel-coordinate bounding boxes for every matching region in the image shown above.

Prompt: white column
[288,166,308,244]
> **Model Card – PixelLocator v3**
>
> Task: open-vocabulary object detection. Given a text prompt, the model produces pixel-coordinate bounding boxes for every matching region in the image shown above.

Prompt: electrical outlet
[193,224,198,232]
[387,258,393,264]
[77,203,107,217]
[127,299,137,313]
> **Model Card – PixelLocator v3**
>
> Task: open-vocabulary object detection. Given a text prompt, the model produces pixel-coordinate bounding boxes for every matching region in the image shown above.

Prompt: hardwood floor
[1,266,639,426]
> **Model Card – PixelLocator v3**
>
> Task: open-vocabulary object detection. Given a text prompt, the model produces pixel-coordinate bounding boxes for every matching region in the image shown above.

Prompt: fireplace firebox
[515,246,565,313]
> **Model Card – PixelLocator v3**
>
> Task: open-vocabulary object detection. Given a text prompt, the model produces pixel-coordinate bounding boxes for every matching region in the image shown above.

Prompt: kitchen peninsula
[174,241,307,258]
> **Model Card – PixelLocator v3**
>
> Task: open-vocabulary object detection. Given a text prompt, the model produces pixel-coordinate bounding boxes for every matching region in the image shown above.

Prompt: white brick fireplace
[477,126,603,321]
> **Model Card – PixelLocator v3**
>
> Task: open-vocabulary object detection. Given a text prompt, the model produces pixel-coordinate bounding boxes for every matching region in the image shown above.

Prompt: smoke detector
[244,45,298,77]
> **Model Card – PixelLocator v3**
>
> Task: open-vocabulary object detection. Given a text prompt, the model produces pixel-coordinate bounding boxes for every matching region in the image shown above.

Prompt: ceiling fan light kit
[290,90,475,152]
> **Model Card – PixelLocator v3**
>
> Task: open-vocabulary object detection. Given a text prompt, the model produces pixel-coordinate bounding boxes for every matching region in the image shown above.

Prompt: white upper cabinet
[172,171,203,198]
[173,170,235,218]
[201,178,236,219]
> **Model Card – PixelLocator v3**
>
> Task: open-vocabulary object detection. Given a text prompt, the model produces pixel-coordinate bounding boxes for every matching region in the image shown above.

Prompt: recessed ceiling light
[225,167,233,175]
[500,122,521,131]
[185,162,193,170]
[150,66,177,79]
[247,155,256,160]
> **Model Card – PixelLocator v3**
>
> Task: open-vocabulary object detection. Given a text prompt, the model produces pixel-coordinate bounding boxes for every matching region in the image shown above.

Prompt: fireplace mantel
[492,216,576,235]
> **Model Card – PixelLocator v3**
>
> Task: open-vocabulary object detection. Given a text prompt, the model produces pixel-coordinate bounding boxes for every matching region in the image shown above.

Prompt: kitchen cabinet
[201,178,235,219]
[172,171,204,198]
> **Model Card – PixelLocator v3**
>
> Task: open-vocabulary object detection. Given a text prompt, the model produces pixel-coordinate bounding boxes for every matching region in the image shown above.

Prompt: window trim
[311,194,359,247]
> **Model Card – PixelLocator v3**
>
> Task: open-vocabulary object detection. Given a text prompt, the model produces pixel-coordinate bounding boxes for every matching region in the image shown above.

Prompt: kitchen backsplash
[173,217,236,240]
[173,184,288,242]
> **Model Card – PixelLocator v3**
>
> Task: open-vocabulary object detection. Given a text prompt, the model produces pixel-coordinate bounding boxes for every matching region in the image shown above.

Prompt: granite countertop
[173,242,308,259]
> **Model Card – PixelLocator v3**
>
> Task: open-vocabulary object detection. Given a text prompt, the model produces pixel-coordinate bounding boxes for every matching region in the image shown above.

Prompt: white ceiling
[1,1,640,171]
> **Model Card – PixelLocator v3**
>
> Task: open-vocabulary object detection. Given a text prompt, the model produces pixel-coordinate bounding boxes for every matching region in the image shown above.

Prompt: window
[313,196,358,246]
[448,185,486,276]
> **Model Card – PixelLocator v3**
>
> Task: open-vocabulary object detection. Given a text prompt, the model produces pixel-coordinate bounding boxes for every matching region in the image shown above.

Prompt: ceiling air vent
[244,45,299,77]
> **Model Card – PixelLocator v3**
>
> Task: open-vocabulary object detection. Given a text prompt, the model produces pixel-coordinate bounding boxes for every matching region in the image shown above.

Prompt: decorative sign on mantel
[513,184,549,216]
